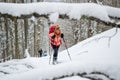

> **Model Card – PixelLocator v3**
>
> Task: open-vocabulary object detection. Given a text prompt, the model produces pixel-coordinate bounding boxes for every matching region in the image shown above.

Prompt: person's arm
[51,35,55,39]
[61,33,64,38]
[49,33,55,39]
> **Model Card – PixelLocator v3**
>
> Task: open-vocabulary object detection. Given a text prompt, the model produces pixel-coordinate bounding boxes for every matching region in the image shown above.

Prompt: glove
[61,33,64,38]
[51,35,55,39]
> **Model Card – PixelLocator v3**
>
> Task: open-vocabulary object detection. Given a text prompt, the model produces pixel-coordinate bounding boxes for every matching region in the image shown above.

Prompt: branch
[52,71,114,80]
[82,28,118,48]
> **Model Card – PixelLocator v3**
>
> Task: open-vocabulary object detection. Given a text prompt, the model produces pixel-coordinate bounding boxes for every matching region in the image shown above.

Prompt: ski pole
[49,41,52,64]
[63,38,72,61]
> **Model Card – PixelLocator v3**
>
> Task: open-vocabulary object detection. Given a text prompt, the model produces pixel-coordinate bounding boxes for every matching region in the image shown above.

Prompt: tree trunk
[5,16,9,58]
[21,20,25,58]
[91,0,97,3]
[24,18,28,49]
[12,0,16,3]
[88,19,92,38]
[34,23,37,57]
[10,30,14,59]
[21,0,24,3]
[14,17,19,59]
[112,0,115,7]
[31,0,34,3]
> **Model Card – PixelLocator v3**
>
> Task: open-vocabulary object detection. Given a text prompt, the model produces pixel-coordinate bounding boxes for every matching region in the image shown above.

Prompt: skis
[51,61,63,65]
[53,62,62,65]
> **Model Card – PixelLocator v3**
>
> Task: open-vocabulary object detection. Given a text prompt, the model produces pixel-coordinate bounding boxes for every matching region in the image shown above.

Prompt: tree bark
[88,19,91,38]
[24,18,28,49]
[21,0,24,3]
[14,17,19,59]
[5,16,9,58]
[21,20,25,58]
[34,24,37,56]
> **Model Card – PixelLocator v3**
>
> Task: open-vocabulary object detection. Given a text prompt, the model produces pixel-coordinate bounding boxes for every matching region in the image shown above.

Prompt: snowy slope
[0,28,120,80]
[0,2,120,22]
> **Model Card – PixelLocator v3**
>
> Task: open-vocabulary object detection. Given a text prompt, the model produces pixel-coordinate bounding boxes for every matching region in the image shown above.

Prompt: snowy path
[0,28,120,80]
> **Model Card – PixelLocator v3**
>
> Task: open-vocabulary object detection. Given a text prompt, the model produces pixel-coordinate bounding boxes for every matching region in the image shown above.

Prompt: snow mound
[0,28,120,80]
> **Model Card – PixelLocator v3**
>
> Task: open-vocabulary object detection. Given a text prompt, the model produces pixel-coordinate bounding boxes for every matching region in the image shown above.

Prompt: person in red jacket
[49,24,64,64]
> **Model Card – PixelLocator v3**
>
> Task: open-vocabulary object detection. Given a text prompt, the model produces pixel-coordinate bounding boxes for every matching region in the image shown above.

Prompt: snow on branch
[0,2,120,27]
[51,71,114,80]
[104,5,120,18]
[49,12,59,23]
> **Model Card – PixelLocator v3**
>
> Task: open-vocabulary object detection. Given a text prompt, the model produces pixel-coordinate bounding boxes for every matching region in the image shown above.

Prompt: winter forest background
[0,0,120,62]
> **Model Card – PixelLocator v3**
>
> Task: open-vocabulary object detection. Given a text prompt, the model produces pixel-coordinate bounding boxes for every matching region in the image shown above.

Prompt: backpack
[49,25,56,34]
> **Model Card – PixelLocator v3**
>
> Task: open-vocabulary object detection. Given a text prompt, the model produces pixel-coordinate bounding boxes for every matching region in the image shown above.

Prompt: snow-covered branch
[0,2,120,27]
[52,71,114,80]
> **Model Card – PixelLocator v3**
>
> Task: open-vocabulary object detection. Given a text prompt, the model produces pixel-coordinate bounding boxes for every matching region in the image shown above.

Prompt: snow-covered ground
[0,28,120,80]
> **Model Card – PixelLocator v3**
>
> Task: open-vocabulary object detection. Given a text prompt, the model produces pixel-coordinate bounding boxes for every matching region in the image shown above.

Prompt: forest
[0,0,120,62]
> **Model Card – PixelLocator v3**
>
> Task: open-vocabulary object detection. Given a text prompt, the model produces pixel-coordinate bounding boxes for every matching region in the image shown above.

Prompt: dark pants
[51,44,60,61]
[38,49,43,57]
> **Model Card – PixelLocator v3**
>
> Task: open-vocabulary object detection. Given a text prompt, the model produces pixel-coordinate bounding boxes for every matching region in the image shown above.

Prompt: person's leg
[53,46,59,61]
[51,45,56,63]
[40,53,42,57]
[52,45,60,64]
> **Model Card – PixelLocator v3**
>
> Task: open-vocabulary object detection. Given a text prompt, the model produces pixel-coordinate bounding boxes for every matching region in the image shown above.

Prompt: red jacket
[49,32,62,46]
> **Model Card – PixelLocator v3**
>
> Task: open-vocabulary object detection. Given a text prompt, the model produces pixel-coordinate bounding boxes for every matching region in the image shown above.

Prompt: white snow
[49,12,59,23]
[67,3,110,21]
[0,28,120,80]
[117,21,120,25]
[0,2,120,22]
[58,76,90,80]
[104,5,120,18]
[24,49,30,58]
